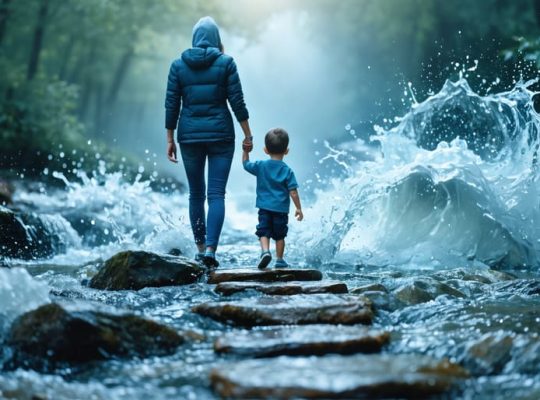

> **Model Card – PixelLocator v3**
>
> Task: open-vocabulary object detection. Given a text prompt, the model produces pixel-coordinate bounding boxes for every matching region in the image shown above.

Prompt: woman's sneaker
[274,259,289,268]
[202,251,219,268]
[257,251,272,269]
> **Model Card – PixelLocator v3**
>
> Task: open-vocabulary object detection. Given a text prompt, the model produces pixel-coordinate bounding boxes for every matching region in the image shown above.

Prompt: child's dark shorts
[256,209,288,240]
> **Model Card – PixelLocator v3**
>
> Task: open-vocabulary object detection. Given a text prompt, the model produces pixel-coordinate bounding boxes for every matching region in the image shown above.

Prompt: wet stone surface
[210,353,469,399]
[214,280,348,296]
[89,250,205,290]
[207,268,323,284]
[193,293,373,327]
[214,324,389,357]
[5,303,184,371]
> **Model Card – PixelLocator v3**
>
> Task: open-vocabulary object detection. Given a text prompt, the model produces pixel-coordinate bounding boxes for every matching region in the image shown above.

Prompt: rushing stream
[1,77,540,399]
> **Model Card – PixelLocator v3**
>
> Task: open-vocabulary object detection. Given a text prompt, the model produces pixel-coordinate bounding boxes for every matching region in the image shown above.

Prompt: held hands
[295,208,304,221]
[242,136,253,152]
[167,141,178,163]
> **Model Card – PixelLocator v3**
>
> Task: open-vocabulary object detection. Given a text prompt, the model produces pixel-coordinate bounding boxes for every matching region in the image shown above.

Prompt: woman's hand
[167,141,178,163]
[242,136,253,152]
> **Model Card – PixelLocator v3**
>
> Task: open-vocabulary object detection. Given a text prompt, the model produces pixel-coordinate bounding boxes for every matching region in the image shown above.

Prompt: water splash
[12,167,193,265]
[0,268,50,333]
[301,78,540,269]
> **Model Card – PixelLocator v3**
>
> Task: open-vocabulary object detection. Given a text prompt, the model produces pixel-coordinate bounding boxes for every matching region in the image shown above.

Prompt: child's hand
[295,208,304,221]
[242,136,253,152]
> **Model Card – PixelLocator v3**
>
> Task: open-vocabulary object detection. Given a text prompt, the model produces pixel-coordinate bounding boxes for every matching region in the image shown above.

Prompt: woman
[165,16,253,267]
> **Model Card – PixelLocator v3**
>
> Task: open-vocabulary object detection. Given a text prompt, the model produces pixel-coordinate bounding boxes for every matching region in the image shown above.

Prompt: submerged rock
[393,277,465,305]
[463,332,514,375]
[207,268,322,284]
[215,280,347,296]
[351,283,388,294]
[210,353,468,399]
[5,303,184,371]
[493,279,540,296]
[89,250,204,290]
[214,325,389,357]
[193,294,373,327]
[0,207,71,260]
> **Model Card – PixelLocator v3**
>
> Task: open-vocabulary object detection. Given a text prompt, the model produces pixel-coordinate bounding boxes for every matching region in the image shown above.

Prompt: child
[243,128,303,269]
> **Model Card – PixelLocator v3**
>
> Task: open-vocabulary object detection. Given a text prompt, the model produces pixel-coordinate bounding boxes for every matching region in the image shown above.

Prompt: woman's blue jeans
[179,141,235,249]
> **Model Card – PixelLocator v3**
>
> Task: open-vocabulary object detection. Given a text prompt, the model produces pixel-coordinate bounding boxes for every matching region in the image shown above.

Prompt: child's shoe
[274,259,289,268]
[257,251,272,269]
[202,251,219,268]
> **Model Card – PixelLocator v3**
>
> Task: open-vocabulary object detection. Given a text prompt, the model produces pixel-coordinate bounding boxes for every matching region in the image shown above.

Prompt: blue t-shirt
[243,159,298,213]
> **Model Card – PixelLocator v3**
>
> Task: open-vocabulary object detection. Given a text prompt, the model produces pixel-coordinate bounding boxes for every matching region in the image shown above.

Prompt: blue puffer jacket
[165,17,249,143]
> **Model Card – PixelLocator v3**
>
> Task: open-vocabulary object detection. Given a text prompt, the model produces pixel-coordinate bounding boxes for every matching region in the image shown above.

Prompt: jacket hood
[192,16,222,49]
[181,47,222,69]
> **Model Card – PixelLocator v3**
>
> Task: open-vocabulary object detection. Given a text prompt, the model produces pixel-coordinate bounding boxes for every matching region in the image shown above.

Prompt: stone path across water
[214,324,390,357]
[193,264,469,398]
[207,268,323,284]
[214,280,348,296]
[193,293,373,327]
[210,353,469,399]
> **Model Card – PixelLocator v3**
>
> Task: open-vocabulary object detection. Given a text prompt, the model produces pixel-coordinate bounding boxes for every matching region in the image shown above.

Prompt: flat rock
[214,325,389,357]
[89,250,204,290]
[207,268,322,284]
[193,293,373,327]
[215,280,347,296]
[210,353,469,399]
[5,303,184,371]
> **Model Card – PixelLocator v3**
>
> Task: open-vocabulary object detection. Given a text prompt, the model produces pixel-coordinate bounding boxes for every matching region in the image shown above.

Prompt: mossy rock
[89,250,204,290]
[5,303,184,371]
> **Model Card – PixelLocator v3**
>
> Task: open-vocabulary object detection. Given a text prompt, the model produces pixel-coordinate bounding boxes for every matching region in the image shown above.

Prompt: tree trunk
[534,0,540,26]
[27,0,50,81]
[0,0,11,46]
[106,47,135,108]
[78,43,97,121]
[58,38,75,81]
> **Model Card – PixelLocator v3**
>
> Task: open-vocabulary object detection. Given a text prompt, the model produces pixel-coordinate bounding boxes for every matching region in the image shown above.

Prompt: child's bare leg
[260,236,270,252]
[276,239,285,259]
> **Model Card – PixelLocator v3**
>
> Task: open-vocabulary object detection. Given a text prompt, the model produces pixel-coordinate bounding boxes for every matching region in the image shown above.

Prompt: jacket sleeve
[226,59,249,122]
[165,61,182,130]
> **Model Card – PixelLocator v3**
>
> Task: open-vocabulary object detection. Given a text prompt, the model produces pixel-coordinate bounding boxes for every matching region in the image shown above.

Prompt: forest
[0,0,539,181]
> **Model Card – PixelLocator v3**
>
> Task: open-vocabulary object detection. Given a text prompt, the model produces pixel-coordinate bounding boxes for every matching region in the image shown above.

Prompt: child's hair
[265,128,289,154]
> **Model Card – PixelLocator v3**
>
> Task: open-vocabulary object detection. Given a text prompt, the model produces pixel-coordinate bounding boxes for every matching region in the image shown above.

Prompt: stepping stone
[215,280,348,296]
[207,268,322,284]
[210,354,469,399]
[192,294,372,327]
[90,250,204,290]
[214,325,389,357]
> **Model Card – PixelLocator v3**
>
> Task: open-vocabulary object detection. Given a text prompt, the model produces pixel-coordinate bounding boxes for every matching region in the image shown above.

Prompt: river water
[1,77,540,399]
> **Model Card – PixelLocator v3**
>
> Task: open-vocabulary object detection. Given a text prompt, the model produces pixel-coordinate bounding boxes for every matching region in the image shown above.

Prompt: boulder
[207,268,322,284]
[5,303,184,371]
[393,278,465,305]
[462,332,514,375]
[214,325,389,357]
[0,207,68,260]
[210,354,468,399]
[215,280,348,296]
[193,294,373,327]
[351,283,388,294]
[89,250,204,290]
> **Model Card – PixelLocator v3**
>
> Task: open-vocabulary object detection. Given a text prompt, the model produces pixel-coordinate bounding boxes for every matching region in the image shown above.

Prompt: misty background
[1,0,539,198]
